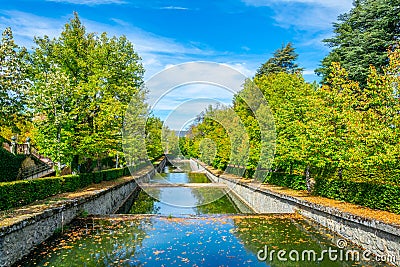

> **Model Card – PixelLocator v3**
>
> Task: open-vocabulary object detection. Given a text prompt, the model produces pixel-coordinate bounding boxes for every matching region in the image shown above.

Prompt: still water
[128,165,252,215]
[16,163,385,267]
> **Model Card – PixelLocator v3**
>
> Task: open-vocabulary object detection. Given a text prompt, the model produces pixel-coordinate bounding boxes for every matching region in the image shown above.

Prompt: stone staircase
[2,137,55,179]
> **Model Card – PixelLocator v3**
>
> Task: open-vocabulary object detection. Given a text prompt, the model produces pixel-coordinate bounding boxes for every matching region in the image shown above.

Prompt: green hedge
[265,172,307,190]
[0,167,130,211]
[0,148,27,182]
[314,177,400,214]
[0,177,62,210]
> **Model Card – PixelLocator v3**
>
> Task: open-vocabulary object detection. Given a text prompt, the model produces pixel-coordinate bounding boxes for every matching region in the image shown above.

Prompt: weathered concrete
[0,159,166,267]
[190,159,400,266]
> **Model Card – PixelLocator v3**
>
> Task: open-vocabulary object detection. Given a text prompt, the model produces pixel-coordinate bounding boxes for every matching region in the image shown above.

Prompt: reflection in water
[132,163,250,214]
[128,187,240,215]
[17,163,385,266]
[151,165,211,183]
[19,215,385,267]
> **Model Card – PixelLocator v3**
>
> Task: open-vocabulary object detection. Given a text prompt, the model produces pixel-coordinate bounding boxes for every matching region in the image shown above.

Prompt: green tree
[314,46,400,184]
[0,27,29,133]
[161,126,180,156]
[254,72,321,189]
[145,116,163,160]
[316,0,400,86]
[255,43,303,78]
[29,13,145,173]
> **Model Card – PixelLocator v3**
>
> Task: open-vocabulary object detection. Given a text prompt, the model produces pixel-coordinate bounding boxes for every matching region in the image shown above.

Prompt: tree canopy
[255,43,303,78]
[0,28,29,133]
[316,0,400,86]
[28,13,146,173]
[181,46,400,191]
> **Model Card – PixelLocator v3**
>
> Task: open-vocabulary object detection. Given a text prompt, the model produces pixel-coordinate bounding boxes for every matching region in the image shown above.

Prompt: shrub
[61,174,81,192]
[0,177,62,210]
[265,172,307,191]
[314,177,400,214]
[0,148,27,182]
[0,166,131,211]
[79,173,94,188]
[93,171,104,183]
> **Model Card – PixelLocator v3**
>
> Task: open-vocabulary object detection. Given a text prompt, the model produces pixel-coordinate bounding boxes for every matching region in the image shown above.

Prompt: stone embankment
[190,159,400,267]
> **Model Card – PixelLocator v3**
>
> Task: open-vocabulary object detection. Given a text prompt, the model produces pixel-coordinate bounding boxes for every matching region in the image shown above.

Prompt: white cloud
[0,9,259,126]
[161,98,228,130]
[160,6,189,10]
[302,69,315,75]
[144,62,251,129]
[221,62,255,78]
[242,0,353,31]
[0,10,218,79]
[46,0,126,5]
[0,10,65,48]
[242,0,352,10]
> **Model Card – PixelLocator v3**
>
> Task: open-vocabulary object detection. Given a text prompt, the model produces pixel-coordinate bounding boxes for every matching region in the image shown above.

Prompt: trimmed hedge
[314,177,400,214]
[0,148,27,182]
[264,172,400,214]
[0,177,62,210]
[265,172,307,191]
[0,167,130,211]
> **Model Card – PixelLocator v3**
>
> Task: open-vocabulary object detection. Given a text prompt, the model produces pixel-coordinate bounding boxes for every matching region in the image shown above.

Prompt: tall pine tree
[316,0,400,87]
[255,43,303,78]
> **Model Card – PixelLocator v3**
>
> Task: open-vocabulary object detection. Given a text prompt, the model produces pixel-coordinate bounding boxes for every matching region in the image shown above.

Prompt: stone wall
[0,159,165,267]
[190,159,400,266]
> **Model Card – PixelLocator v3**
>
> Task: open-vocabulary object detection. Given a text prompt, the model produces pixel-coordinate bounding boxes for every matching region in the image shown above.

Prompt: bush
[0,148,27,182]
[314,177,400,214]
[0,178,62,210]
[79,173,94,188]
[62,174,81,192]
[93,171,104,183]
[0,166,131,211]
[103,169,117,181]
[265,172,307,191]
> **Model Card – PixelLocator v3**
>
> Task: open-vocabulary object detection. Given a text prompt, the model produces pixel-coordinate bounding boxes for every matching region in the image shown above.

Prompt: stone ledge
[0,166,153,237]
[194,159,400,238]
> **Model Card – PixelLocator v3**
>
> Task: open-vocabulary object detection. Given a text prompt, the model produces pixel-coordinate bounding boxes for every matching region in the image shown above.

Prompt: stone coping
[195,160,400,237]
[0,166,153,237]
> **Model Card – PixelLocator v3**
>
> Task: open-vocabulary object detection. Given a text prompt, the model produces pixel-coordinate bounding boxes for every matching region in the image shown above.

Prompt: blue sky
[0,0,353,129]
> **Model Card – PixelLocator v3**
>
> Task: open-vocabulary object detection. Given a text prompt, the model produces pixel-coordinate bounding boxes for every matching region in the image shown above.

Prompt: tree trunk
[305,165,314,193]
[338,168,343,179]
[72,155,79,174]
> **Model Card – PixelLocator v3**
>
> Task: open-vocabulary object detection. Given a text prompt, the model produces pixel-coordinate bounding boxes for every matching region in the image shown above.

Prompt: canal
[16,161,386,266]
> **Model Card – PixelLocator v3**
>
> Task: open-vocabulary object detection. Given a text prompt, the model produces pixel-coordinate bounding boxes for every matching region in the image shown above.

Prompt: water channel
[16,161,385,267]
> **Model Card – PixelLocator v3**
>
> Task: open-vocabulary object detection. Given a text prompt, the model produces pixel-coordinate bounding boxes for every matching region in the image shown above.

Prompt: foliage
[181,105,233,170]
[0,177,62,210]
[255,43,303,78]
[314,177,400,214]
[316,0,400,86]
[145,117,164,161]
[162,126,180,156]
[254,72,320,174]
[0,166,130,211]
[0,147,27,182]
[0,27,29,133]
[265,173,307,191]
[181,44,400,213]
[28,12,145,173]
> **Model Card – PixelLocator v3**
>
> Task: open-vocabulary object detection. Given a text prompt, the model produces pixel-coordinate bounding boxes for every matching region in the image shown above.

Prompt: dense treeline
[180,47,400,212]
[181,47,400,184]
[180,0,400,207]
[0,13,162,175]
